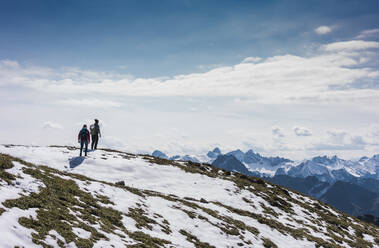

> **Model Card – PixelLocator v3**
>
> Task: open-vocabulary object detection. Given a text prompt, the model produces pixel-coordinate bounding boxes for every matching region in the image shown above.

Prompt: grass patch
[0,154,16,184]
[181,208,197,219]
[176,199,260,238]
[266,195,294,214]
[2,166,122,247]
[179,229,215,248]
[143,192,261,240]
[0,154,13,169]
[211,201,365,248]
[260,202,279,218]
[127,231,170,247]
[160,219,172,234]
[126,207,157,230]
[262,237,278,248]
[0,207,5,216]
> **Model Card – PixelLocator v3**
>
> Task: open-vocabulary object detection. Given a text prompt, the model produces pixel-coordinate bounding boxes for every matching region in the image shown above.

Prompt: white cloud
[308,130,367,151]
[43,121,63,130]
[322,40,379,51]
[198,64,224,70]
[272,127,285,138]
[315,26,332,35]
[293,126,312,136]
[58,99,122,107]
[326,130,347,143]
[309,143,363,151]
[1,42,379,106]
[361,124,379,146]
[356,28,379,39]
[241,57,262,63]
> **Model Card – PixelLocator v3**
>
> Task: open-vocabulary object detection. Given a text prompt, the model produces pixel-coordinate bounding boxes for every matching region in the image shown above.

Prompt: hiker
[78,124,90,156]
[90,119,101,150]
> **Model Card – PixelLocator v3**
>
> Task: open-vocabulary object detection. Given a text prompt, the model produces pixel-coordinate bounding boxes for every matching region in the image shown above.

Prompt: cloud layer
[43,121,63,130]
[293,126,312,137]
[1,34,379,159]
[1,38,379,107]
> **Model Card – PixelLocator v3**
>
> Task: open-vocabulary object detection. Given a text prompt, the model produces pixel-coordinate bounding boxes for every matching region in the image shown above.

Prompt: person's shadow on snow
[69,156,85,169]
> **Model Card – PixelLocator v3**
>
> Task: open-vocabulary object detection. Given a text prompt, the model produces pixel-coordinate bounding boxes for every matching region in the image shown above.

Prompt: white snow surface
[0,145,378,248]
[0,159,42,248]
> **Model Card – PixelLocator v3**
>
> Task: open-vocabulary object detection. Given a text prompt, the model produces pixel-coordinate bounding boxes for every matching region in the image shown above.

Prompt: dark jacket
[78,128,90,142]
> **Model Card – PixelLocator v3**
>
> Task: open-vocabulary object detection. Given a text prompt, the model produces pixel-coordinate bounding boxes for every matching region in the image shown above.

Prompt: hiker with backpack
[78,124,91,156]
[90,119,101,150]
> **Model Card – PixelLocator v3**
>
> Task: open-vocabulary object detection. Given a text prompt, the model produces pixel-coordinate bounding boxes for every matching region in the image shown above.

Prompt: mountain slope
[265,175,330,198]
[212,154,250,175]
[267,175,379,220]
[320,181,379,217]
[0,145,378,248]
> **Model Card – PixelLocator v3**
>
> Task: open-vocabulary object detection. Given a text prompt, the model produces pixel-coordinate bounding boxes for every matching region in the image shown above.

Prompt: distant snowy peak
[244,149,260,163]
[282,154,379,182]
[311,155,340,165]
[362,155,379,177]
[151,150,199,163]
[225,149,245,162]
[285,160,352,183]
[206,148,294,177]
[206,147,222,159]
[152,150,168,159]
[371,154,379,161]
[359,156,369,162]
[287,160,331,178]
[212,154,250,174]
[224,149,292,167]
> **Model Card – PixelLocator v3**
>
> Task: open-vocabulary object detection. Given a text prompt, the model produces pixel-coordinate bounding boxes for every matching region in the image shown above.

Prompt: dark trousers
[91,135,99,150]
[80,140,88,156]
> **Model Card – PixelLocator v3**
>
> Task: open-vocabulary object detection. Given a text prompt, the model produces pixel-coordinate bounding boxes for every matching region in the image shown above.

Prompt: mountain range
[153,148,293,177]
[152,148,379,221]
[152,147,379,182]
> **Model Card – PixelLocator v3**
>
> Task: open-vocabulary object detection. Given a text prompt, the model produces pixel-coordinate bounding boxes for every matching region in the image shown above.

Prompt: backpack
[79,129,88,140]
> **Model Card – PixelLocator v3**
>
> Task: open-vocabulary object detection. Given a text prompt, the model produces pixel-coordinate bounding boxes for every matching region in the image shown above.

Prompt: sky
[1,0,379,160]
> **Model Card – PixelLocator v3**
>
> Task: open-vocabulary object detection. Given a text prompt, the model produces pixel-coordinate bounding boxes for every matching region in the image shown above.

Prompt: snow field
[0,145,378,248]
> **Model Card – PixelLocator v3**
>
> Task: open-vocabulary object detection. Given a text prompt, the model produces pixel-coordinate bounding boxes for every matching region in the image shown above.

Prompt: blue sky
[1,0,379,159]
[1,0,379,76]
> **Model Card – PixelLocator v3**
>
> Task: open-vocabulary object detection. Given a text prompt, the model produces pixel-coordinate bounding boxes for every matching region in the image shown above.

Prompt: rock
[115,181,125,186]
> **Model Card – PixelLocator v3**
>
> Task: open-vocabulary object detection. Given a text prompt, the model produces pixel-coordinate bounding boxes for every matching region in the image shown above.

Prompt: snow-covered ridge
[0,145,378,247]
